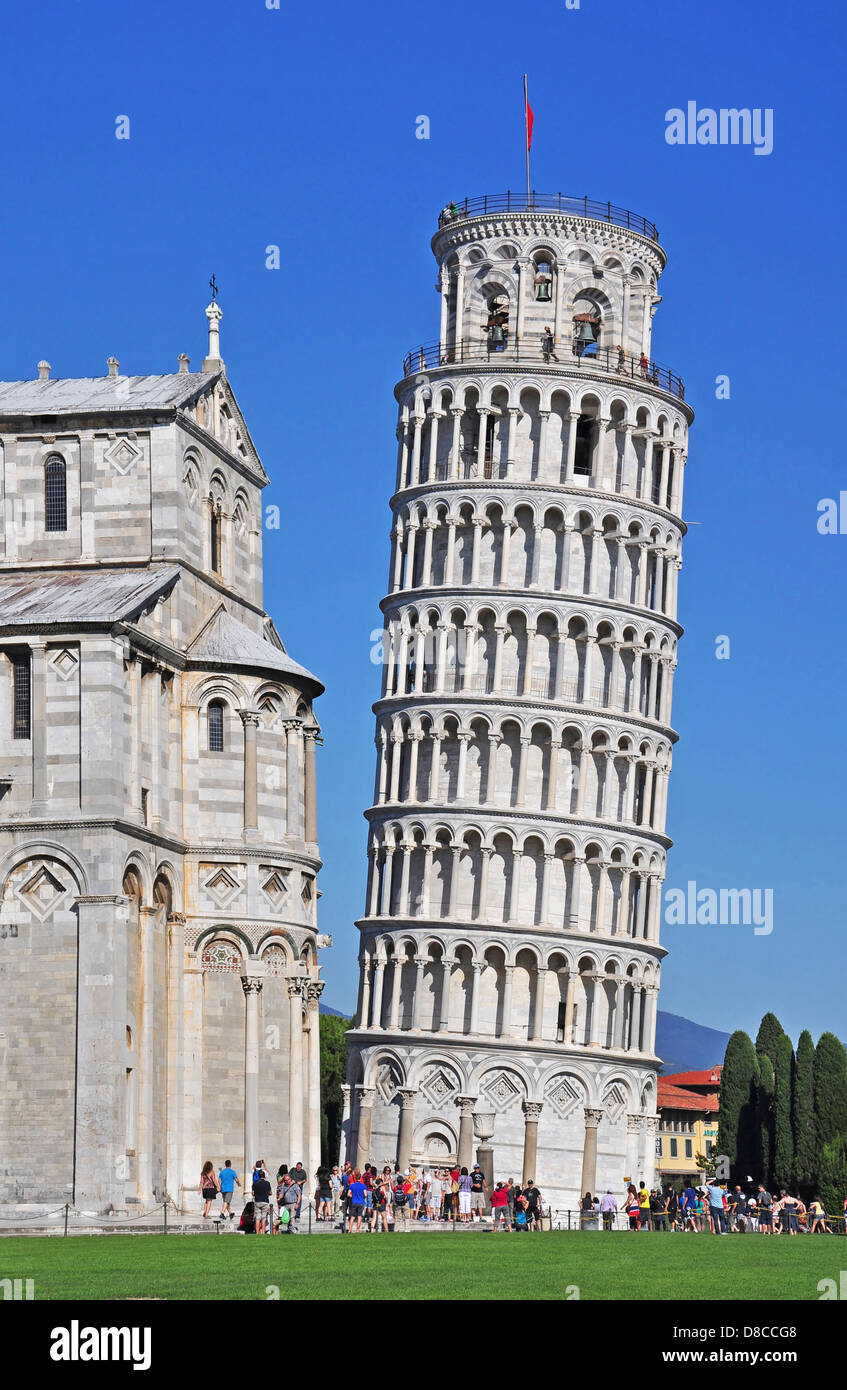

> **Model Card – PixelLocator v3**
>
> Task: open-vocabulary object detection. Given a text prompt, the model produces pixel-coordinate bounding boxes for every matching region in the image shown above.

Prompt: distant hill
[321,1002,729,1074]
[656,1011,730,1075]
[319,1003,352,1019]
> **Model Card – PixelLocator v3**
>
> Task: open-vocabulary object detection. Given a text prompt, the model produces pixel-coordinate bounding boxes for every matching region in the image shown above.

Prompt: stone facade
[345,196,693,1212]
[0,307,326,1213]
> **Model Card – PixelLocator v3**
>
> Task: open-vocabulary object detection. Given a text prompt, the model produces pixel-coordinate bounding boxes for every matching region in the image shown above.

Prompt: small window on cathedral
[534,261,553,301]
[208,700,225,752]
[44,455,67,532]
[140,788,149,824]
[12,651,31,740]
[210,506,222,573]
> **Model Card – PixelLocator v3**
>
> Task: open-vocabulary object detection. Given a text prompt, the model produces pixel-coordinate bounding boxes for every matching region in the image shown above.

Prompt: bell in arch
[489,323,505,346]
[575,320,596,345]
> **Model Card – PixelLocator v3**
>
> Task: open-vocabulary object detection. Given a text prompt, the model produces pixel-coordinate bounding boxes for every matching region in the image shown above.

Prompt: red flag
[526,98,534,151]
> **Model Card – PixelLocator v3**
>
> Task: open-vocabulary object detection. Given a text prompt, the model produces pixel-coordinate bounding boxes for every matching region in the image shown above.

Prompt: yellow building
[656,1072,720,1186]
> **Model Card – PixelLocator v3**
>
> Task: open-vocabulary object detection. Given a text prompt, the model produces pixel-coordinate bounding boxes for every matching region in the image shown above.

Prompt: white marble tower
[344,193,693,1211]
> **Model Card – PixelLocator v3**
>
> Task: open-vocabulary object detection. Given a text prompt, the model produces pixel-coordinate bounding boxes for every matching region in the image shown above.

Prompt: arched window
[11,650,31,739]
[208,700,225,751]
[44,455,67,532]
[210,502,222,573]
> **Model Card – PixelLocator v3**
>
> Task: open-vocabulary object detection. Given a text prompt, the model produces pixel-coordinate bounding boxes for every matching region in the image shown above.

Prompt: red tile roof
[657,1081,718,1114]
[662,1066,722,1089]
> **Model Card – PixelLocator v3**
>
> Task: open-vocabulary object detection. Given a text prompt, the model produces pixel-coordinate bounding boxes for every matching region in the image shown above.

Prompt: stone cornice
[431,210,666,271]
[354,915,668,961]
[390,478,688,538]
[345,1021,664,1065]
[0,818,322,868]
[372,691,679,744]
[362,803,671,850]
[379,585,684,640]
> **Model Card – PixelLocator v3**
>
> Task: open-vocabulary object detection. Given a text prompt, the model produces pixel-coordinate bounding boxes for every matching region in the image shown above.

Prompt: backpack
[514,1209,528,1228]
[393,1183,406,1206]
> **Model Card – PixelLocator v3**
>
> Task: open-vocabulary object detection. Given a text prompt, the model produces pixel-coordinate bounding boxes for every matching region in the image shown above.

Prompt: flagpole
[523,74,531,206]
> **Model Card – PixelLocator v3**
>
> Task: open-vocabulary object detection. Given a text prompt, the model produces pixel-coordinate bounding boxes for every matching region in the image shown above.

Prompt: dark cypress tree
[793,1030,816,1192]
[755,1012,784,1066]
[757,1054,775,1186]
[813,1033,847,1174]
[818,1135,847,1220]
[772,1033,795,1191]
[718,1031,760,1183]
[319,1013,351,1166]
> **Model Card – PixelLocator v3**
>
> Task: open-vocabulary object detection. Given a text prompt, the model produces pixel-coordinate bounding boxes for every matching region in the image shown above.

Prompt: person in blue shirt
[219,1160,241,1221]
[347,1173,366,1233]
[681,1183,698,1230]
[706,1181,727,1234]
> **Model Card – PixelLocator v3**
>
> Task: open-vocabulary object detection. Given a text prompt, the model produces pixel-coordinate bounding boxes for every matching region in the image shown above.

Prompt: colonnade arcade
[388,501,681,621]
[355,934,659,1055]
[396,385,686,512]
[364,822,664,942]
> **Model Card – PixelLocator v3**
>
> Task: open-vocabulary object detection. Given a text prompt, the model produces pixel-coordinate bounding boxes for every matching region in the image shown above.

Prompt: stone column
[287,978,305,1162]
[537,411,550,477]
[545,741,559,811]
[240,710,261,835]
[500,523,513,585]
[30,641,48,812]
[643,1115,660,1188]
[306,981,324,1180]
[73,895,130,1213]
[531,966,548,1040]
[371,959,386,1028]
[563,973,576,1042]
[285,719,303,839]
[521,1101,543,1185]
[501,964,515,1038]
[450,409,463,477]
[339,1084,352,1167]
[456,1095,476,1171]
[411,955,427,1030]
[506,407,521,477]
[304,725,320,843]
[625,1113,644,1184]
[616,869,631,936]
[565,409,580,481]
[397,1089,418,1171]
[468,961,483,1034]
[388,951,404,1029]
[516,736,531,805]
[410,416,424,486]
[478,846,492,919]
[407,732,422,801]
[506,850,522,922]
[242,973,264,1175]
[580,1107,604,1195]
[539,854,553,925]
[355,1086,375,1171]
[399,844,412,917]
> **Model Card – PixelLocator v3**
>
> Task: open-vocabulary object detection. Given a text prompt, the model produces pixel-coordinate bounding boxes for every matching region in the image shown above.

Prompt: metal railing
[402,339,684,399]
[437,193,659,241]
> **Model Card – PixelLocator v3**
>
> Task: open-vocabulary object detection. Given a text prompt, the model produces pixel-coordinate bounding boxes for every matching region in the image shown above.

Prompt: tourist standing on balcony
[541,326,558,363]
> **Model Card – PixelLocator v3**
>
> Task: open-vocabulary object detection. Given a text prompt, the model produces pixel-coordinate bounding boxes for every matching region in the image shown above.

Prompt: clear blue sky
[3,0,844,1044]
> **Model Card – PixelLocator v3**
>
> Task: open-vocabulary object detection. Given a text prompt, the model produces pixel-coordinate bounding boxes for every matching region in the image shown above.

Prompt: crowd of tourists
[199,1158,847,1235]
[586,1181,845,1234]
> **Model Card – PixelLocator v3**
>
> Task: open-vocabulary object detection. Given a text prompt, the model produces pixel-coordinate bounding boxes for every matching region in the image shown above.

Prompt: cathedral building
[344,193,692,1210]
[0,303,326,1214]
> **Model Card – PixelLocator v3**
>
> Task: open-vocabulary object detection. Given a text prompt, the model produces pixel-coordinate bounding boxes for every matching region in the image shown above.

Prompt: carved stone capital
[584,1107,604,1129]
[523,1101,544,1123]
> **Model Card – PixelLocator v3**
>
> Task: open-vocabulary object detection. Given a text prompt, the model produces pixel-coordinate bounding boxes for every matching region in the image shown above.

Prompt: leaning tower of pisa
[343,192,692,1210]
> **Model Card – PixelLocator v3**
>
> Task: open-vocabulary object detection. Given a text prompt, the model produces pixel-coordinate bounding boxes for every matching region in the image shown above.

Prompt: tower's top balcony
[435,193,661,245]
[401,338,686,402]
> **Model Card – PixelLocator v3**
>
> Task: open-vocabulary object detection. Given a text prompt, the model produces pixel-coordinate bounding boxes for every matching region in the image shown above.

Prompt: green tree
[817,1135,847,1221]
[717,1031,760,1183]
[793,1030,816,1192]
[755,1012,785,1067]
[757,1054,774,1185]
[319,1013,351,1167]
[772,1033,795,1192]
[813,1033,847,1175]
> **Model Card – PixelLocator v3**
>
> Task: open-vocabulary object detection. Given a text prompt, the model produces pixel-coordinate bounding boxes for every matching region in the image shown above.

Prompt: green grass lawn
[0,1232,839,1300]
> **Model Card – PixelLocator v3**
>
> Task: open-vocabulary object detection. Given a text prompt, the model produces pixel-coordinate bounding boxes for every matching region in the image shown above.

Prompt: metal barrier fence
[401,339,685,399]
[436,193,660,241]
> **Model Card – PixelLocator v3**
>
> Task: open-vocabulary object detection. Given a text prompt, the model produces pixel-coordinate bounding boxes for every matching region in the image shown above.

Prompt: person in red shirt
[490,1182,510,1232]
